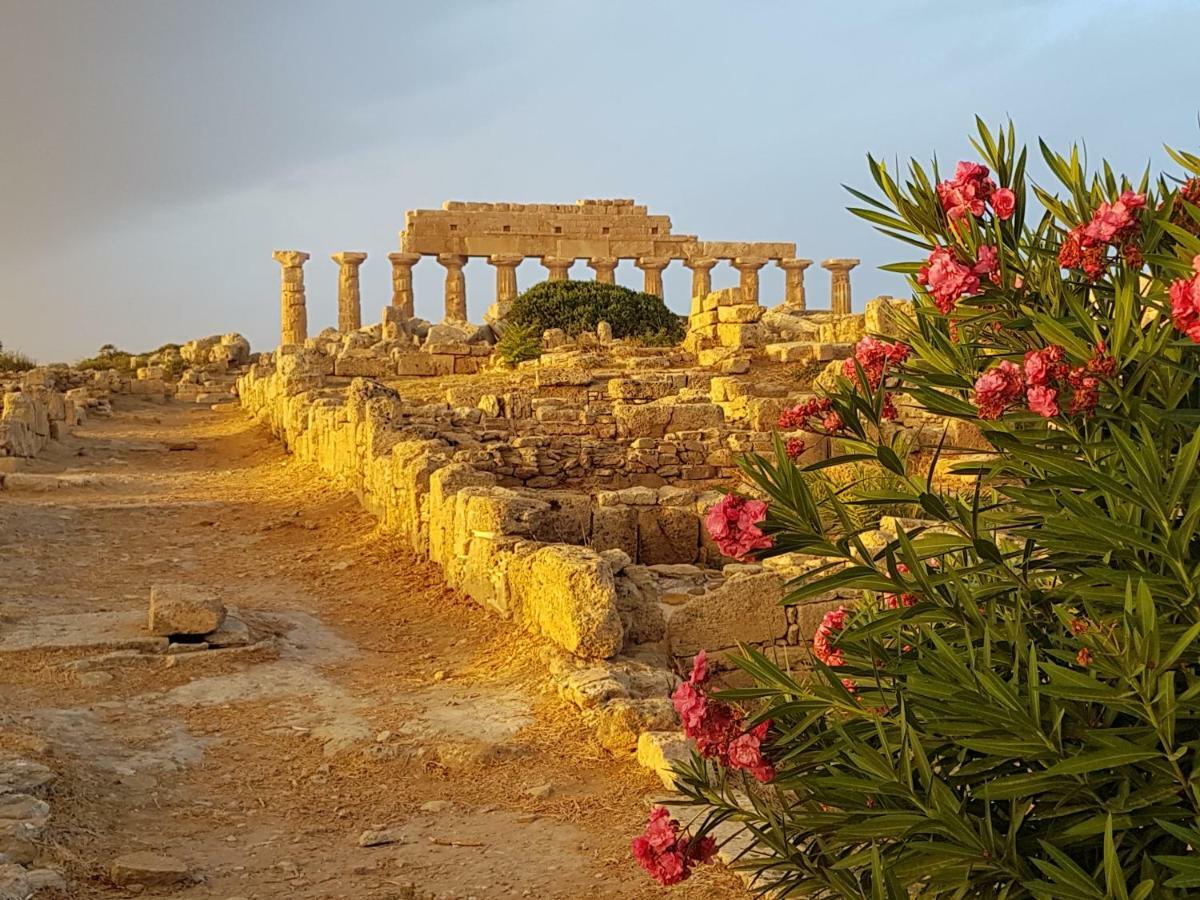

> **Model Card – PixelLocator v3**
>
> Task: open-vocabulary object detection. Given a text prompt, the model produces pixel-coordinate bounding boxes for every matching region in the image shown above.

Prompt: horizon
[3,0,1200,362]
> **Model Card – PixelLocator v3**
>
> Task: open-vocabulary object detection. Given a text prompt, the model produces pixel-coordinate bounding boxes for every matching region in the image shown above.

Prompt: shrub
[76,344,132,372]
[507,280,684,343]
[0,341,34,373]
[642,121,1200,897]
[495,322,543,368]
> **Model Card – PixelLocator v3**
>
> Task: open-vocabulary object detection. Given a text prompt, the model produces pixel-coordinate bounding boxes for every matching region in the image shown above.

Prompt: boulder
[109,852,191,888]
[507,545,623,659]
[147,584,226,636]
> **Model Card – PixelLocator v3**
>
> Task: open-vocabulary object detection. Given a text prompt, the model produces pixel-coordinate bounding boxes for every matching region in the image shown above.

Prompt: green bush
[495,322,543,368]
[656,121,1200,897]
[76,344,131,372]
[0,341,34,373]
[507,280,684,343]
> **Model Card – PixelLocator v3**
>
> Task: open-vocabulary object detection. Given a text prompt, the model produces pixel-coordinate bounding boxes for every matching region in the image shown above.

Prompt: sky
[2,0,1200,363]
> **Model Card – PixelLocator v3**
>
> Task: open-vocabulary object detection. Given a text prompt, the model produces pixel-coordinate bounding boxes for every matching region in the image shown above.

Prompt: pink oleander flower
[631,807,716,885]
[785,437,806,461]
[992,187,1016,220]
[1076,647,1093,668]
[705,493,773,561]
[1067,370,1100,416]
[973,244,1001,285]
[883,563,916,609]
[813,606,850,669]
[973,360,1024,420]
[1023,345,1066,387]
[936,161,997,221]
[778,396,843,434]
[726,720,775,783]
[881,393,898,421]
[917,247,980,314]
[1169,255,1200,343]
[1060,191,1146,281]
[1026,384,1059,418]
[842,336,911,390]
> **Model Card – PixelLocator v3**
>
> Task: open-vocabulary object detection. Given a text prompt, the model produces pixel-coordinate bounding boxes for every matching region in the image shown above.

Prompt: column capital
[437,252,468,268]
[488,253,524,267]
[388,251,422,266]
[273,250,309,267]
[732,256,768,271]
[635,256,670,271]
[541,255,576,268]
[821,257,861,272]
[683,256,718,271]
[778,257,813,272]
[587,256,618,268]
[331,251,368,267]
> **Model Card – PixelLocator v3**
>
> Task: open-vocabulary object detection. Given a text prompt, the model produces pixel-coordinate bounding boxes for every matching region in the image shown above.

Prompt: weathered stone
[506,545,623,659]
[636,507,698,566]
[636,731,694,789]
[0,760,54,798]
[109,852,192,888]
[666,571,788,659]
[147,584,226,637]
[203,614,250,648]
[594,699,677,754]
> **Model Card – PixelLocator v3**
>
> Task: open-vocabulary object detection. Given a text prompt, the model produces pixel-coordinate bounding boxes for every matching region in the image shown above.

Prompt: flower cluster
[841,336,911,390]
[936,161,1016,222]
[916,245,1000,314]
[1058,191,1147,279]
[631,806,717,885]
[1170,177,1200,234]
[882,563,916,609]
[784,436,806,461]
[812,606,858,692]
[1169,255,1200,343]
[778,396,844,434]
[704,493,773,561]
[671,651,776,782]
[973,343,1116,419]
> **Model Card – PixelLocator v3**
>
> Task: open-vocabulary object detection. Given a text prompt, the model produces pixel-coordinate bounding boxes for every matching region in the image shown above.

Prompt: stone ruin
[270,198,863,380]
[239,197,990,779]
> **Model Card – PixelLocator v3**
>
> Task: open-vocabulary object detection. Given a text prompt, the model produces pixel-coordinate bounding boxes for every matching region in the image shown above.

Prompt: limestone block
[615,570,667,644]
[394,353,450,377]
[636,507,699,566]
[606,373,686,401]
[529,490,593,544]
[946,418,992,451]
[506,545,623,659]
[637,731,695,789]
[668,403,723,433]
[765,341,817,363]
[594,698,677,754]
[462,487,549,538]
[148,584,226,636]
[109,852,192,888]
[334,356,393,378]
[591,505,638,554]
[613,401,671,439]
[717,305,764,324]
[864,297,915,338]
[667,571,787,659]
[715,323,765,348]
[818,315,866,343]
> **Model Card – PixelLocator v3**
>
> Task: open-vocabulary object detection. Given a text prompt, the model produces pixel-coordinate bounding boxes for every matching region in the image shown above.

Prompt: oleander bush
[633,121,1200,897]
[508,279,684,343]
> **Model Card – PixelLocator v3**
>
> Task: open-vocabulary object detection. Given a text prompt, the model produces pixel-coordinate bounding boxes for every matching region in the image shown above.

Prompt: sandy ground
[0,397,746,899]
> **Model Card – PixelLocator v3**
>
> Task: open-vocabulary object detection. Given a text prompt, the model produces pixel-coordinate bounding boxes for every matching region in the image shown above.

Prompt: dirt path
[0,398,745,899]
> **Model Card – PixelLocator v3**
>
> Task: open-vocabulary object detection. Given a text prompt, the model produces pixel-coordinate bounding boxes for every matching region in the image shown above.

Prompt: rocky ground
[0,398,746,899]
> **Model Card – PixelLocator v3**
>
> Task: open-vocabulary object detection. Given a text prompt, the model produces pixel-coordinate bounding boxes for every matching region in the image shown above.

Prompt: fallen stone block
[109,852,192,888]
[147,584,226,637]
[636,731,694,789]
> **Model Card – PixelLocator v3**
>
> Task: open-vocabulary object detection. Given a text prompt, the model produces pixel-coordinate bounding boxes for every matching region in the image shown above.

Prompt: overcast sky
[2,0,1199,362]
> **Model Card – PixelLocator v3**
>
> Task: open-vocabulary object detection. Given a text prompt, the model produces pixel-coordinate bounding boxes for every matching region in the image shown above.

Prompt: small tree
[634,121,1200,897]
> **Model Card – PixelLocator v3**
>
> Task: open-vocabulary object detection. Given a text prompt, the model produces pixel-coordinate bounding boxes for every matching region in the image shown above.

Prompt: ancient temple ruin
[271,198,861,348]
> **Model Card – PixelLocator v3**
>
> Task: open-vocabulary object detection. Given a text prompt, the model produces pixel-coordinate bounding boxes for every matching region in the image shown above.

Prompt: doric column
[541,256,575,282]
[387,251,421,319]
[437,253,468,322]
[822,258,860,316]
[732,257,768,306]
[587,256,618,285]
[683,257,717,299]
[636,257,669,298]
[331,251,367,333]
[488,253,523,319]
[272,250,310,346]
[778,258,813,311]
